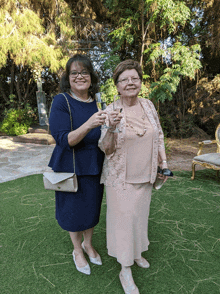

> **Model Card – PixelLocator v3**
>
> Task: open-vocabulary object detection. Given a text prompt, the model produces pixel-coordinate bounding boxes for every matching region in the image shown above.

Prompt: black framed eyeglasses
[69,70,90,77]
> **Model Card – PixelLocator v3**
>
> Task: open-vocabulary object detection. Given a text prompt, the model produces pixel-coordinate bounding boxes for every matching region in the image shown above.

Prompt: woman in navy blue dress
[49,54,106,275]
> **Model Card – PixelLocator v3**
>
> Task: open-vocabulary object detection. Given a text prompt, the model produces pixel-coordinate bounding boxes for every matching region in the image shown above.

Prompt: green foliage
[0,0,74,72]
[102,55,121,73]
[109,15,137,52]
[0,105,37,136]
[0,0,76,124]
[106,0,191,54]
[164,136,171,154]
[104,0,202,104]
[159,108,196,138]
[177,118,195,138]
[148,42,202,102]
[7,94,17,108]
[139,81,150,98]
[153,0,191,34]
[100,78,118,105]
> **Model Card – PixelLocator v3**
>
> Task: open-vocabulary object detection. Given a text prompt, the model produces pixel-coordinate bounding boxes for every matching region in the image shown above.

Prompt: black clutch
[153,166,173,190]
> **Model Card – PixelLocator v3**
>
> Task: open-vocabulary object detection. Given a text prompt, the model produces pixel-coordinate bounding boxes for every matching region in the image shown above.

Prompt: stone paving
[0,136,55,183]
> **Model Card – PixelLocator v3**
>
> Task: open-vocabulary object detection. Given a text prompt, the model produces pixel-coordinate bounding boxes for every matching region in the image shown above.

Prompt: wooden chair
[191,123,220,180]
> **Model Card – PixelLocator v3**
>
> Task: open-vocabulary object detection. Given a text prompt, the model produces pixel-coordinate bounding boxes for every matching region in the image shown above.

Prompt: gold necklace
[125,102,147,137]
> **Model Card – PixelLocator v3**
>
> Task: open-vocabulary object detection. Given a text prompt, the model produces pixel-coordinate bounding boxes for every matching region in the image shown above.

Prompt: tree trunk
[140,0,145,67]
[24,70,30,102]
[180,76,185,120]
[14,73,22,104]
[10,62,15,95]
[140,1,151,67]
[28,83,37,98]
[0,78,8,102]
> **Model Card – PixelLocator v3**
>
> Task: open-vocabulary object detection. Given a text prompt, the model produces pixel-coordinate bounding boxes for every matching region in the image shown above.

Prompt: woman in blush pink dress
[99,60,170,294]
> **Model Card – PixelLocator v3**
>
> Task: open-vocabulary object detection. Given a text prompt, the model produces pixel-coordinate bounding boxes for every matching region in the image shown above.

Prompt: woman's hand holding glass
[87,111,107,129]
[96,101,123,132]
[109,95,123,133]
[108,108,123,132]
[96,93,111,130]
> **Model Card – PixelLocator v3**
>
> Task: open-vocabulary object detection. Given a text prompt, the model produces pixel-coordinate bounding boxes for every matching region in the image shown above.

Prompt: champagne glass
[95,92,110,129]
[111,95,123,133]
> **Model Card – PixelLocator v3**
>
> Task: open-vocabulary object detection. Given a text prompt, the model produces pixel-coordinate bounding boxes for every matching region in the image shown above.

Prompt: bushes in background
[0,104,37,136]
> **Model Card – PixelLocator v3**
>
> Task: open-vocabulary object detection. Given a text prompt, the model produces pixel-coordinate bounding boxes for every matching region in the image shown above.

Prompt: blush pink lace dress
[105,102,154,266]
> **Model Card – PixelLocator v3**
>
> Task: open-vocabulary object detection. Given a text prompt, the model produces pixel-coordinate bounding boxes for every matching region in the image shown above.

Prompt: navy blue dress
[48,93,104,232]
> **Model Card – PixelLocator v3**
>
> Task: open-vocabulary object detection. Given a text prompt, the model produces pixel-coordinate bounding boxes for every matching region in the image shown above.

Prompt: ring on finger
[113,118,116,121]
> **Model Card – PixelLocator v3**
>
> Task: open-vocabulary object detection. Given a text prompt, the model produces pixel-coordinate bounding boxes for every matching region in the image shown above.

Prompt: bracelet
[162,160,167,163]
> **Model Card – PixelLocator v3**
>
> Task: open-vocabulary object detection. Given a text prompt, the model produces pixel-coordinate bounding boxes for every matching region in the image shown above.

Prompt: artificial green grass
[0,171,220,294]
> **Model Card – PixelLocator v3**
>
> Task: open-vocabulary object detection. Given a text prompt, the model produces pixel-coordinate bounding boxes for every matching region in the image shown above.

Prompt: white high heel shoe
[134,257,150,268]
[72,250,91,275]
[119,270,139,294]
[82,242,102,265]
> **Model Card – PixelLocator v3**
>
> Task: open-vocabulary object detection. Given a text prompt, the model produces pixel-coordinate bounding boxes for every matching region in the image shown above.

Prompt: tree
[186,0,220,76]
[0,0,75,69]
[0,0,112,115]
[0,0,75,114]
[102,0,202,102]
[1,0,218,137]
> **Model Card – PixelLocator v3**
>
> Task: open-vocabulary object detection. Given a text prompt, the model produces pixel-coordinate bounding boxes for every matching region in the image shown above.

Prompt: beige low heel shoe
[72,250,91,275]
[134,257,150,268]
[119,270,140,294]
[82,242,102,265]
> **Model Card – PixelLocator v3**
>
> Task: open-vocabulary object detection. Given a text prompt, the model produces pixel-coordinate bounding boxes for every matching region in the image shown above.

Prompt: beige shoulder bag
[43,93,78,192]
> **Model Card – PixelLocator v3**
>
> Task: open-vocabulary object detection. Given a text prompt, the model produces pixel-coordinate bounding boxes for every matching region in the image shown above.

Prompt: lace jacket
[98,98,166,188]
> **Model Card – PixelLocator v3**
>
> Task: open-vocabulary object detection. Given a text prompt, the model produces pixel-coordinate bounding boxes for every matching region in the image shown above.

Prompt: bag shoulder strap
[60,93,73,131]
[60,93,76,174]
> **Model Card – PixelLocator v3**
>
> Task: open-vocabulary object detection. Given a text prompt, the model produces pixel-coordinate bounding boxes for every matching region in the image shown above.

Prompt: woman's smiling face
[69,62,91,95]
[116,69,141,99]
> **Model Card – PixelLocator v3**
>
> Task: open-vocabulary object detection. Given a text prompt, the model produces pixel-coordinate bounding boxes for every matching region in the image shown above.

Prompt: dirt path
[167,137,216,172]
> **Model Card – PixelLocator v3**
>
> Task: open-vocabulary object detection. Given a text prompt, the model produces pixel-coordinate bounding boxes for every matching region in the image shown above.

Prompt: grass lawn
[0,171,220,294]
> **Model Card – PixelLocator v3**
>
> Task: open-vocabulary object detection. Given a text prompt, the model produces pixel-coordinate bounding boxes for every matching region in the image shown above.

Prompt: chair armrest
[197,140,217,156]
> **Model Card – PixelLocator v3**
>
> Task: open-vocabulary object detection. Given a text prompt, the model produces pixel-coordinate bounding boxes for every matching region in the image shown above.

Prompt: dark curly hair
[113,59,143,85]
[59,54,99,98]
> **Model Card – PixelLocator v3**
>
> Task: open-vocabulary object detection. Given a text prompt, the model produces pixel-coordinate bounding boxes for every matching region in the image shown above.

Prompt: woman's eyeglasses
[69,71,90,77]
[117,77,140,85]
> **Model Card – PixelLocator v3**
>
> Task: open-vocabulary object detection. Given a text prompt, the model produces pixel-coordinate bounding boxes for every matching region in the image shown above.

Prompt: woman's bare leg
[120,265,139,293]
[83,227,98,258]
[69,231,87,267]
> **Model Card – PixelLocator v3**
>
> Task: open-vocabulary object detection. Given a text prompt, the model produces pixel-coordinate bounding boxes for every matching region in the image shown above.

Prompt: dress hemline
[107,245,149,267]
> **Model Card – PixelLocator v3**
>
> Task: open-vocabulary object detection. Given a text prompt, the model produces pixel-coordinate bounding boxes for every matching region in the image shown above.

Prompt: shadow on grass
[0,171,219,294]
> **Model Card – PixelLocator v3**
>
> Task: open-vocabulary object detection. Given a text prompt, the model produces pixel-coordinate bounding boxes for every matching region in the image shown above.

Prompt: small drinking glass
[111,95,123,133]
[95,92,110,129]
